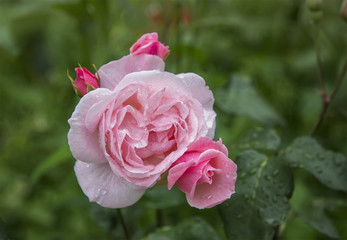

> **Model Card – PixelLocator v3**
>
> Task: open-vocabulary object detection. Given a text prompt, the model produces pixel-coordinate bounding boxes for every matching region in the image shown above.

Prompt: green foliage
[281,137,347,192]
[215,75,284,126]
[144,217,219,240]
[231,127,281,151]
[300,204,339,239]
[219,150,293,240]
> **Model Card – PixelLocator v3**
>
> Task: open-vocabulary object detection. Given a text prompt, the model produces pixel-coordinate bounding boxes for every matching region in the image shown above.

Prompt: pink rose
[130,32,170,60]
[67,55,216,208]
[167,137,237,209]
[72,67,99,96]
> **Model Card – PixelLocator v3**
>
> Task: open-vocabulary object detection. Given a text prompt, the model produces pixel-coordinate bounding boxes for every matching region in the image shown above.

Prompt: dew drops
[101,189,107,195]
[207,194,213,200]
[272,170,279,176]
[248,168,257,175]
[86,164,90,168]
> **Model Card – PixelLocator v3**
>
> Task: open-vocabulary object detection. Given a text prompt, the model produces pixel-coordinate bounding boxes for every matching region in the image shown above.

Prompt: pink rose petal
[98,54,165,90]
[74,160,146,208]
[68,88,112,163]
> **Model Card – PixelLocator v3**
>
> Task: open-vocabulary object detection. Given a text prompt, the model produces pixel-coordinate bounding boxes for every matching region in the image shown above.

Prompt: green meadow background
[0,0,346,239]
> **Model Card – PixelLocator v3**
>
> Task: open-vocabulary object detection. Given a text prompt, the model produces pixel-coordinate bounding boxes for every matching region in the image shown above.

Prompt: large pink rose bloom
[167,137,237,209]
[67,55,216,208]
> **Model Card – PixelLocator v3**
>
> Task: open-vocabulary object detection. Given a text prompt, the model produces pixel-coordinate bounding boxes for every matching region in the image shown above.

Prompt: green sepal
[87,83,96,93]
[72,83,83,98]
[92,64,100,85]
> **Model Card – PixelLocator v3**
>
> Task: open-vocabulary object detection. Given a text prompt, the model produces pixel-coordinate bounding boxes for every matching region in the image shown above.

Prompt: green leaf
[140,185,185,209]
[31,143,72,183]
[231,127,281,151]
[219,150,293,240]
[215,75,284,126]
[300,205,339,239]
[281,137,347,192]
[145,217,219,240]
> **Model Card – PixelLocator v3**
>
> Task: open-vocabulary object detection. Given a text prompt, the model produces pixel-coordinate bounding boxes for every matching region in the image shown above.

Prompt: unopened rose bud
[306,0,323,11]
[130,32,170,60]
[67,66,99,97]
[341,0,347,21]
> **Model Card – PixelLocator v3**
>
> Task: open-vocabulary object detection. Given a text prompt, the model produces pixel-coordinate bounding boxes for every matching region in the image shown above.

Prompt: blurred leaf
[219,150,293,240]
[0,218,8,240]
[281,137,347,192]
[145,217,219,240]
[31,143,72,183]
[215,75,284,126]
[231,127,281,151]
[90,204,119,236]
[140,185,185,209]
[300,205,339,239]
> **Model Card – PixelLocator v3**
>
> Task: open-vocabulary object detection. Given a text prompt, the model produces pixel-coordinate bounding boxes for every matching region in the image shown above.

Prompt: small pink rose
[130,32,170,60]
[168,137,237,209]
[73,67,99,96]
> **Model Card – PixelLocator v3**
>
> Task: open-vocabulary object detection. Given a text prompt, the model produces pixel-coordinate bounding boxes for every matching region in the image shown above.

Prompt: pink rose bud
[130,32,170,60]
[68,66,99,97]
[167,137,237,209]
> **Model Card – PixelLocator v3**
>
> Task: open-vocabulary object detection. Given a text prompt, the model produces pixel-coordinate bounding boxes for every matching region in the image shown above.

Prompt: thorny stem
[310,25,347,136]
[311,57,347,136]
[272,225,280,240]
[117,209,131,240]
[330,58,347,101]
[156,209,163,228]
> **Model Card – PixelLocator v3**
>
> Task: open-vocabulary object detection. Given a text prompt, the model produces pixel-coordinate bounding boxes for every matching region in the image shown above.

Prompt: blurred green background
[0,0,346,239]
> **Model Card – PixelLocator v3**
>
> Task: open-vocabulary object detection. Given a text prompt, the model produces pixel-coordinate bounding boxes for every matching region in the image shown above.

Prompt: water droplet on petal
[101,189,107,195]
[86,164,90,168]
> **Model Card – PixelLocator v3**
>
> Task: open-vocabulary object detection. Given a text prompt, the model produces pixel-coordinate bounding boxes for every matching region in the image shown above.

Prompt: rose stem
[310,57,347,136]
[156,209,163,228]
[310,23,347,137]
[117,209,131,240]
